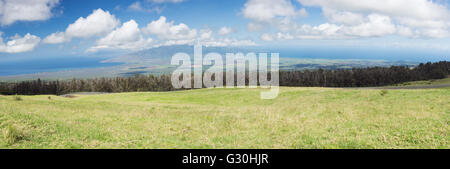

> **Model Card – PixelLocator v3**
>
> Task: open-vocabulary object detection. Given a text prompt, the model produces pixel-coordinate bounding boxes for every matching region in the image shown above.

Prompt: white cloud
[341,14,396,37]
[128,2,144,11]
[242,0,298,22]
[128,1,163,13]
[421,28,450,38]
[322,10,364,26]
[296,24,342,39]
[262,24,342,40]
[199,28,212,40]
[143,16,197,40]
[151,28,256,47]
[88,20,153,52]
[282,15,395,40]
[43,32,67,44]
[397,26,416,38]
[66,9,120,38]
[297,0,450,38]
[152,26,256,47]
[0,33,40,53]
[0,0,59,26]
[274,17,299,32]
[250,0,450,40]
[44,8,120,44]
[218,27,232,35]
[297,0,450,21]
[260,33,273,41]
[142,16,257,47]
[276,32,295,40]
[242,0,304,34]
[247,22,263,32]
[298,8,309,17]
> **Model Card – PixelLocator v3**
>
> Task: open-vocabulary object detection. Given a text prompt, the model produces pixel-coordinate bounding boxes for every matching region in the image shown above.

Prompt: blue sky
[0,0,449,62]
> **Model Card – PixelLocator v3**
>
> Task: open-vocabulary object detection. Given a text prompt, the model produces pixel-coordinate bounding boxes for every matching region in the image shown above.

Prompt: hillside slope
[0,87,448,148]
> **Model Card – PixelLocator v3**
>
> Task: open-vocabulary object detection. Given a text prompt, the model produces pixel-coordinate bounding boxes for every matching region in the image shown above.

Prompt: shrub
[13,95,22,101]
[380,90,388,96]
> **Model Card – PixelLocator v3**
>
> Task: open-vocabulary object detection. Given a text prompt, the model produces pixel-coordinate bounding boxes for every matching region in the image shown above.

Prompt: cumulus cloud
[128,2,144,11]
[0,33,40,53]
[43,8,120,44]
[88,20,153,52]
[264,14,396,40]
[322,10,364,26]
[341,14,396,37]
[0,0,60,26]
[45,10,256,51]
[247,22,264,32]
[293,24,343,40]
[149,24,256,47]
[250,0,450,40]
[43,32,67,44]
[199,28,212,40]
[143,16,197,40]
[242,0,299,22]
[297,0,450,21]
[260,33,274,41]
[276,32,295,40]
[291,16,395,39]
[297,0,450,38]
[128,1,163,13]
[218,27,232,35]
[153,26,256,47]
[298,8,309,17]
[66,9,120,38]
[242,0,307,35]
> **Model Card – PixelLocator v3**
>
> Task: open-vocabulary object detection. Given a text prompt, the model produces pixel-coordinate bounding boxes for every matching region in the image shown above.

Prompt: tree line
[0,75,174,95]
[0,61,448,95]
[279,61,449,87]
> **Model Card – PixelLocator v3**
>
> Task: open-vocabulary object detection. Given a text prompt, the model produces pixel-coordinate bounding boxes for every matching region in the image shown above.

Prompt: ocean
[0,57,122,76]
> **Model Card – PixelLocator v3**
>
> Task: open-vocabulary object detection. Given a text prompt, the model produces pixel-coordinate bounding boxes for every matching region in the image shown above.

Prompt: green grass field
[391,76,450,87]
[0,87,449,149]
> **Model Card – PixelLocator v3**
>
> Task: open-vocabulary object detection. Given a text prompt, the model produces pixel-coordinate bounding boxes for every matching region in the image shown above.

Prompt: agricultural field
[1,85,448,149]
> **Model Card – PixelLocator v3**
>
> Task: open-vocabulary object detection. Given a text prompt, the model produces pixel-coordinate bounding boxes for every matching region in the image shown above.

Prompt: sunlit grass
[392,76,450,86]
[0,87,448,149]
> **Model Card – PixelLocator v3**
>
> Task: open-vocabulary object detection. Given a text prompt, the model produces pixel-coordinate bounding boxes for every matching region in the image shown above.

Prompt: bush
[13,95,22,101]
[380,90,388,96]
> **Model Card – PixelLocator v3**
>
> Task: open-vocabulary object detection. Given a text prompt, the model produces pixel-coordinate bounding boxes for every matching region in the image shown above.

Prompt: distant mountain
[102,45,268,65]
[102,45,417,70]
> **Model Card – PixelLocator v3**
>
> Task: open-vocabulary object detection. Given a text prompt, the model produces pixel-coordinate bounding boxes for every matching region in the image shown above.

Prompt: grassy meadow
[391,76,450,88]
[0,87,448,149]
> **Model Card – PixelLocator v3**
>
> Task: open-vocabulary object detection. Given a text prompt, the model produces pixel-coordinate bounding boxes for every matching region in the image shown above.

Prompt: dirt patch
[61,94,77,98]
